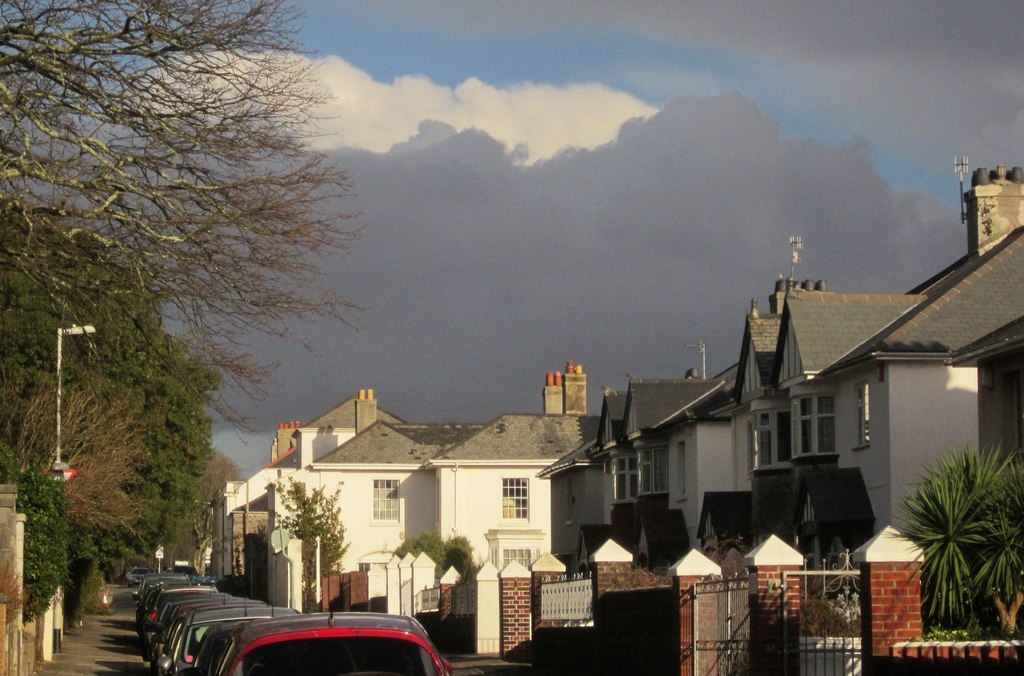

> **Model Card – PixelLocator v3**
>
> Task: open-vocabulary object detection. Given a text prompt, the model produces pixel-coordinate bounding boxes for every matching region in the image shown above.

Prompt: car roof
[220,613,438,675]
[233,612,429,644]
[183,604,293,624]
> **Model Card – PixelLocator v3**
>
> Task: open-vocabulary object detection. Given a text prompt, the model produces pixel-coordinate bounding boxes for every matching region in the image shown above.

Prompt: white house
[723,162,1024,565]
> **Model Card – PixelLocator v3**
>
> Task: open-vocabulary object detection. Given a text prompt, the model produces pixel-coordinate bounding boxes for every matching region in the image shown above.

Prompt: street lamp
[54,325,95,480]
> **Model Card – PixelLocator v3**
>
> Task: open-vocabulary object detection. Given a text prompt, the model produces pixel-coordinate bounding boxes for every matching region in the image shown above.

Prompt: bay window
[638,447,668,494]
[792,395,836,455]
[613,456,638,500]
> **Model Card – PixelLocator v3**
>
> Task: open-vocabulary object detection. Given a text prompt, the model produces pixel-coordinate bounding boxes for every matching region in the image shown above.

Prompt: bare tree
[0,373,146,535]
[189,451,239,570]
[0,0,359,410]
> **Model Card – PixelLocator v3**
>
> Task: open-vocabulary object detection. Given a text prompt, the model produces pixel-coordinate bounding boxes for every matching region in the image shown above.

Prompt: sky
[216,1,1024,475]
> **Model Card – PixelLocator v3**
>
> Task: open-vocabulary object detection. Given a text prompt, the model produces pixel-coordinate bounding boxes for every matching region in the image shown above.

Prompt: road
[35,586,553,675]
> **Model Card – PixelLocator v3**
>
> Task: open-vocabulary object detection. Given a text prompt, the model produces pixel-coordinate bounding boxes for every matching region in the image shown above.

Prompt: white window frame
[792,394,836,455]
[676,441,687,496]
[856,382,871,447]
[502,478,529,520]
[612,456,638,501]
[638,447,668,495]
[372,478,400,523]
[756,411,773,467]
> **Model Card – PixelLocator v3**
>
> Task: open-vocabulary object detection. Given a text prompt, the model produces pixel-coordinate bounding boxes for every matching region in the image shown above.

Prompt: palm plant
[901,448,1024,634]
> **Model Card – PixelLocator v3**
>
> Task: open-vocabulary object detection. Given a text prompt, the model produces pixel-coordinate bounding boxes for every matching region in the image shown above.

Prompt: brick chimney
[355,388,378,433]
[272,421,300,462]
[965,164,1024,255]
[543,371,564,415]
[563,361,587,415]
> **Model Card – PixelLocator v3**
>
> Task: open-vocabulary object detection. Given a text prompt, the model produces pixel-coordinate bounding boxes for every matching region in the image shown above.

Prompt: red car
[190,612,452,676]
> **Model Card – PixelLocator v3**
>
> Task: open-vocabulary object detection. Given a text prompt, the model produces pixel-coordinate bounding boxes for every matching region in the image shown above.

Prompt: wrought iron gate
[693,577,750,675]
[783,552,862,676]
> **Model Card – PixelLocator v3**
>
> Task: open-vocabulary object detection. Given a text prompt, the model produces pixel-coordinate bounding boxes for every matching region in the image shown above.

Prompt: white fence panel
[540,577,592,624]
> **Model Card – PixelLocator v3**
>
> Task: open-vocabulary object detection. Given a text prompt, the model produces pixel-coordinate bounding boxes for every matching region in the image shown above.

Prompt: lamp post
[54,324,95,479]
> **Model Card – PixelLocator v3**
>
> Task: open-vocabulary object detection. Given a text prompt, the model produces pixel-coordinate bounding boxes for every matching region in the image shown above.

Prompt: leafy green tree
[902,448,1024,634]
[278,480,349,612]
[394,532,476,580]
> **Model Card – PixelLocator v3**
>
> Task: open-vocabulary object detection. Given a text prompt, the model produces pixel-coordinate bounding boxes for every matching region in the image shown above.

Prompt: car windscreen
[239,635,437,676]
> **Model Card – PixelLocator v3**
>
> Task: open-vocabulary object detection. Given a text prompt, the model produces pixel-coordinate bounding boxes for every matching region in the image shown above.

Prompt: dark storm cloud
[222,92,959,473]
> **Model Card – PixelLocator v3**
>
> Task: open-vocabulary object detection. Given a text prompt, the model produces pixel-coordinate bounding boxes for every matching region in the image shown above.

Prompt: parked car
[188,613,452,676]
[155,603,297,676]
[128,567,153,585]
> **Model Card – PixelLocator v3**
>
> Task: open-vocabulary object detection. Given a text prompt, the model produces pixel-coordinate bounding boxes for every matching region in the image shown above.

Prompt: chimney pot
[1011,166,1024,183]
[546,372,554,387]
[815,280,828,292]
[555,372,563,387]
[997,164,1007,180]
[367,388,374,400]
[749,298,760,319]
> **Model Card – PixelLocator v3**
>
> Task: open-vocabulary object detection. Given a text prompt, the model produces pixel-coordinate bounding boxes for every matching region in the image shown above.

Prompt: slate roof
[537,438,597,478]
[436,414,599,462]
[656,376,734,429]
[778,293,921,378]
[829,227,1024,371]
[624,379,729,434]
[303,395,404,429]
[952,314,1024,364]
[697,491,752,542]
[639,508,689,555]
[798,467,874,525]
[316,421,482,464]
[751,315,782,384]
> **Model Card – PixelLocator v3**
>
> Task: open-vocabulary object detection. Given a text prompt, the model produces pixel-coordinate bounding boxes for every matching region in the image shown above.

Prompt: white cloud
[308,55,657,163]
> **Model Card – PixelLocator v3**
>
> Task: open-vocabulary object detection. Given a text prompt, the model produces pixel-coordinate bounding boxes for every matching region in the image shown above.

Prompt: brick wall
[861,560,922,676]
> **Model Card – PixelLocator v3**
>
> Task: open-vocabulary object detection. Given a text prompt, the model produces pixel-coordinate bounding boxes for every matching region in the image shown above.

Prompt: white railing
[415,586,440,613]
[452,583,476,616]
[540,576,593,624]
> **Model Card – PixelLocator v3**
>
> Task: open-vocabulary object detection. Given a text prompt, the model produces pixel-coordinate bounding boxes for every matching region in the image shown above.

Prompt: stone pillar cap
[499,560,531,579]
[386,555,401,569]
[439,567,461,585]
[412,552,436,568]
[669,549,721,577]
[476,562,499,581]
[399,552,416,566]
[589,539,633,563]
[743,534,804,567]
[531,553,566,573]
[853,525,923,564]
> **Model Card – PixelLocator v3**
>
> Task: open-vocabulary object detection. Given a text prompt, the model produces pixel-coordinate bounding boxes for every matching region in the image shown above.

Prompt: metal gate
[692,577,750,675]
[783,552,862,676]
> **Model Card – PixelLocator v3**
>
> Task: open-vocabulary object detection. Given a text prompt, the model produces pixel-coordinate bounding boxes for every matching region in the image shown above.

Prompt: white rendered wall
[436,462,552,565]
[883,362,978,528]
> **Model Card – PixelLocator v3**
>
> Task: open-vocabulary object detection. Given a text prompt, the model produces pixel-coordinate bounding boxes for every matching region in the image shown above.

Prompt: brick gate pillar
[853,526,923,676]
[499,561,532,662]
[671,549,722,676]
[438,566,461,623]
[744,535,803,676]
[530,553,566,633]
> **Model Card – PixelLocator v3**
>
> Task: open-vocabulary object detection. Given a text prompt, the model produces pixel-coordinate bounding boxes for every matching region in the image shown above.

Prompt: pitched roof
[303,395,404,429]
[316,421,481,464]
[751,315,783,383]
[597,389,628,447]
[639,508,689,554]
[779,292,921,376]
[537,438,597,478]
[656,377,734,429]
[952,314,1024,364]
[830,227,1024,370]
[624,378,728,434]
[697,491,752,542]
[436,414,599,462]
[799,467,874,525]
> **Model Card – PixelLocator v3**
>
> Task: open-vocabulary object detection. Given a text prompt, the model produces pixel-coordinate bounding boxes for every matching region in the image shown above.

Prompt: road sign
[155,546,164,560]
[271,527,290,554]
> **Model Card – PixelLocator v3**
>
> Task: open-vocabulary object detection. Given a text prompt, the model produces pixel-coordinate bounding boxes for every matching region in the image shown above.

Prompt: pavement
[37,587,146,675]
[34,586,555,675]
